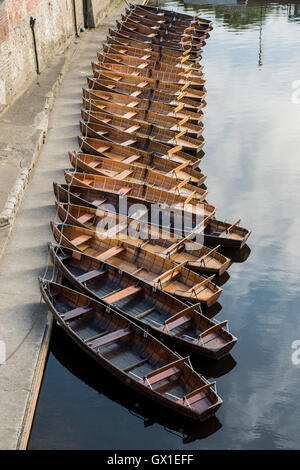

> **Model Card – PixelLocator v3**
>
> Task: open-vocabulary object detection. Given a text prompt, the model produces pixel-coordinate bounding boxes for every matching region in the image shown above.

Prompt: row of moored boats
[39,3,251,422]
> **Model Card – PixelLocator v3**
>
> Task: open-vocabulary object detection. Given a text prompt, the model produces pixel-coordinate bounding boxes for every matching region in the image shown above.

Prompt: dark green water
[29,0,300,449]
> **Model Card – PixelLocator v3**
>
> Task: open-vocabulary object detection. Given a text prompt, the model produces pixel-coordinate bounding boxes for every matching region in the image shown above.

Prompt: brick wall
[0,0,114,113]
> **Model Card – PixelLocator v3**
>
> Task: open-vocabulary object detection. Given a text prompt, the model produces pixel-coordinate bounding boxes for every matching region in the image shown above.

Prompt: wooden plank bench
[130,91,142,98]
[122,154,141,164]
[198,321,227,340]
[123,111,138,119]
[127,101,139,108]
[96,246,124,261]
[137,81,148,88]
[163,304,197,331]
[120,139,137,147]
[77,213,94,224]
[177,382,216,406]
[76,269,105,283]
[61,305,93,322]
[71,235,93,247]
[97,145,111,153]
[125,126,141,134]
[117,187,132,195]
[87,328,131,349]
[103,285,142,304]
[82,178,94,185]
[88,161,101,169]
[115,169,134,180]
[141,357,188,387]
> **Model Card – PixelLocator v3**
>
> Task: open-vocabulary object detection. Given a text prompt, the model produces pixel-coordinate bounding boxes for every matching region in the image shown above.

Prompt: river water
[29,0,300,449]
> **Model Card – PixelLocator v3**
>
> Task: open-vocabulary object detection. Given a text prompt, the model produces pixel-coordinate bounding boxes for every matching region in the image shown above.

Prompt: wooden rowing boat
[106,34,204,60]
[130,4,213,27]
[88,73,205,104]
[53,182,214,236]
[53,183,249,249]
[81,108,204,157]
[87,76,205,111]
[69,149,207,202]
[50,223,222,306]
[39,279,222,420]
[56,202,231,276]
[49,244,236,359]
[75,127,205,182]
[115,20,209,44]
[79,118,204,158]
[64,171,215,218]
[93,67,205,101]
[109,28,205,56]
[129,4,213,27]
[83,98,204,140]
[82,87,204,122]
[122,12,211,35]
[102,43,202,72]
[204,219,251,248]
[96,51,204,78]
[92,62,205,91]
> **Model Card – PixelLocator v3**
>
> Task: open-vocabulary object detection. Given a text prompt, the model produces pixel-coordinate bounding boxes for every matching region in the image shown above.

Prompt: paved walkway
[0,0,141,449]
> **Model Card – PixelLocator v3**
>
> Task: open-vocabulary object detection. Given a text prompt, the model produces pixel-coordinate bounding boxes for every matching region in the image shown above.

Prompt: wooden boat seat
[135,306,155,319]
[117,187,132,195]
[100,118,112,124]
[123,112,137,119]
[177,382,215,406]
[137,81,148,88]
[161,242,180,256]
[88,160,101,169]
[187,275,215,294]
[103,285,142,304]
[198,321,227,340]
[76,269,105,283]
[96,246,124,261]
[152,262,187,285]
[82,178,93,185]
[96,131,109,137]
[71,235,92,247]
[127,101,139,108]
[106,84,115,89]
[77,213,94,224]
[141,55,151,60]
[125,126,141,134]
[91,198,107,206]
[137,62,148,69]
[97,145,111,153]
[62,305,93,322]
[164,314,191,331]
[121,139,137,147]
[97,94,112,100]
[115,169,134,180]
[131,71,141,76]
[122,154,141,164]
[141,357,187,387]
[87,328,131,349]
[130,91,142,97]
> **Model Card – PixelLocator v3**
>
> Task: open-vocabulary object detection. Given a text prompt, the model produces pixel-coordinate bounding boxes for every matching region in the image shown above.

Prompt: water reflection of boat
[50,323,222,443]
[202,301,223,319]
[221,244,251,263]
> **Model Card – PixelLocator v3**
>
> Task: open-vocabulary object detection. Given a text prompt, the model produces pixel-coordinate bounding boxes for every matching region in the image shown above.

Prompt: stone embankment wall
[0,0,114,113]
